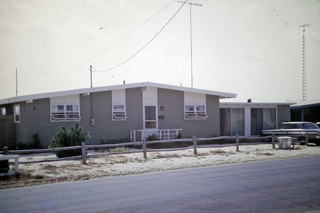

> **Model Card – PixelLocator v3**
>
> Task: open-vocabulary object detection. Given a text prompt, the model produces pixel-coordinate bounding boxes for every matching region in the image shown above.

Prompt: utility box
[0,160,9,173]
[278,137,292,149]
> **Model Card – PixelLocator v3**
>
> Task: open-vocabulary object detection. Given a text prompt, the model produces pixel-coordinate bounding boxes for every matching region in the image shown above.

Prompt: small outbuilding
[219,101,294,137]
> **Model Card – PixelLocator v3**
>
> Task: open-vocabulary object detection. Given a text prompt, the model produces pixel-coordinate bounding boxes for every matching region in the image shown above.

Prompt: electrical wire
[26,0,176,95]
[94,0,188,73]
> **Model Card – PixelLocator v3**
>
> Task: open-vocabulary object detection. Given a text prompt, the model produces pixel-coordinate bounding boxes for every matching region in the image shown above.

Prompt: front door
[143,105,158,138]
[144,106,157,129]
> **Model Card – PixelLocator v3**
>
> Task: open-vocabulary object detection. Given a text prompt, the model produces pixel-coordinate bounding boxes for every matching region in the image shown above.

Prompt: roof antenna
[16,68,18,97]
[178,1,202,88]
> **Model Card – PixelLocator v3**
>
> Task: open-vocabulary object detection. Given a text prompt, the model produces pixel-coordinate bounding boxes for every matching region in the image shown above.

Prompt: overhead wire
[26,0,176,95]
[94,0,188,73]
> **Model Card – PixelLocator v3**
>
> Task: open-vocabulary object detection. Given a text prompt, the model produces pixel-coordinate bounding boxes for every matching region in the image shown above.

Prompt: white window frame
[112,104,127,121]
[14,104,20,123]
[1,106,6,116]
[184,104,208,120]
[51,104,81,122]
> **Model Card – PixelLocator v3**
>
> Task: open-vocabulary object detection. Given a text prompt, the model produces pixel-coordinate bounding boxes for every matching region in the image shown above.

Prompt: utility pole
[179,1,202,88]
[90,65,93,88]
[300,23,310,101]
[16,68,18,97]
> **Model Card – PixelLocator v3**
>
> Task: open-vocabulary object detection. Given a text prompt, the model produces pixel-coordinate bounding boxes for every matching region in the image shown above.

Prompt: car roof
[282,121,314,124]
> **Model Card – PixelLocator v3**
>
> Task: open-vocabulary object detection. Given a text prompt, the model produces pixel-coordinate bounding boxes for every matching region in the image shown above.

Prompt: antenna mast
[179,1,202,88]
[300,23,310,101]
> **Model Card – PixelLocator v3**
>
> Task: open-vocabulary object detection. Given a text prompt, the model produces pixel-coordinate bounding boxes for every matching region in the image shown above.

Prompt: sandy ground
[1,143,320,189]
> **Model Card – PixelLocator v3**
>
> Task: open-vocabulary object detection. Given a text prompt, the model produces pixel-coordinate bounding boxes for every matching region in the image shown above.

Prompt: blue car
[262,122,320,145]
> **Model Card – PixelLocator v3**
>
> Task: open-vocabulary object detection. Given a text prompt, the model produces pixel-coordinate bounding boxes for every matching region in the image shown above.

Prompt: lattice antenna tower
[300,23,310,101]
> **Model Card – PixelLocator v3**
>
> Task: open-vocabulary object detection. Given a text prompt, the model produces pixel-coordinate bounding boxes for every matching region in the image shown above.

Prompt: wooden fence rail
[3,134,312,165]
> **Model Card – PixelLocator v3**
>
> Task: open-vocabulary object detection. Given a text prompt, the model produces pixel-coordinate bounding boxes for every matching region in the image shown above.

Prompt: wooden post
[143,138,147,159]
[272,134,275,149]
[305,132,309,146]
[14,158,19,175]
[236,134,240,152]
[81,142,86,164]
[193,136,197,155]
[3,146,8,155]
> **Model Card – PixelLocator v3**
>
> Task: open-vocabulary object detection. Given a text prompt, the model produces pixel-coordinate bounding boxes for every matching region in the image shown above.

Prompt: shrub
[49,124,90,158]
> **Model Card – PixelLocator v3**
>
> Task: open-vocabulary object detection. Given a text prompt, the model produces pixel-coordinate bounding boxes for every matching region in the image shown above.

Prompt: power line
[26,0,176,95]
[94,0,188,73]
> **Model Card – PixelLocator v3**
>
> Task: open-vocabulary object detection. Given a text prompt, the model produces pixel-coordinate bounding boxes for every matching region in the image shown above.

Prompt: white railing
[130,129,183,142]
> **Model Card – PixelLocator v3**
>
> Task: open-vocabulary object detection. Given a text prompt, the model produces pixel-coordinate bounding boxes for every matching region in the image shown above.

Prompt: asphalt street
[1,156,320,213]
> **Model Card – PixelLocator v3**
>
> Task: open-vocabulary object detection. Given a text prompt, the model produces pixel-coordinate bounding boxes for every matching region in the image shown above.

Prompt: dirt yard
[1,144,320,189]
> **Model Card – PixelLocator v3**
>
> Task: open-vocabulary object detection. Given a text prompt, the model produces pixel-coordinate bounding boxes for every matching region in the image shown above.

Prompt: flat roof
[0,82,237,105]
[290,99,320,109]
[220,101,296,107]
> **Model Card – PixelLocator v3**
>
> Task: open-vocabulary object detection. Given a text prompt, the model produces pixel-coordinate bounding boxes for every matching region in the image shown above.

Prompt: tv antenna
[178,1,202,88]
[300,23,310,101]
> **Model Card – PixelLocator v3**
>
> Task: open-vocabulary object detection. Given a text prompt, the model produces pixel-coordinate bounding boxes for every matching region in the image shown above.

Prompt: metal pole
[16,68,17,96]
[90,65,93,88]
[189,4,193,88]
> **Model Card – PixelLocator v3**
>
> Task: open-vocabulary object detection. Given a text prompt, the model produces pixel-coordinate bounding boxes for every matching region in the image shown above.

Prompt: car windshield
[279,123,319,129]
[279,124,299,129]
[301,123,319,129]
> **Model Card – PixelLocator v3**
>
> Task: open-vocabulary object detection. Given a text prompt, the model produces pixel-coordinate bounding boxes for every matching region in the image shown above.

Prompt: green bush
[49,124,90,158]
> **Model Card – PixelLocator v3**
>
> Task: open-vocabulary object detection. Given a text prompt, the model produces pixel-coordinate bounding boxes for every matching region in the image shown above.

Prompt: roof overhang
[0,82,236,105]
[290,100,320,109]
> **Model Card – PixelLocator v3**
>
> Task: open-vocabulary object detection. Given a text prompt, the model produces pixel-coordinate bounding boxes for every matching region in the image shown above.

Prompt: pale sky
[0,0,319,102]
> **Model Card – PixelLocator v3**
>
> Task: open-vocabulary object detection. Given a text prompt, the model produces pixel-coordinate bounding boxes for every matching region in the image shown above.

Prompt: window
[251,108,276,135]
[66,105,80,120]
[14,104,20,123]
[220,108,244,136]
[51,104,80,122]
[185,105,207,120]
[1,107,6,115]
[112,105,127,121]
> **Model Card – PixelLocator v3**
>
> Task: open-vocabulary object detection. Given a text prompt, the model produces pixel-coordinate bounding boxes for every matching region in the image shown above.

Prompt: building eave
[0,82,237,105]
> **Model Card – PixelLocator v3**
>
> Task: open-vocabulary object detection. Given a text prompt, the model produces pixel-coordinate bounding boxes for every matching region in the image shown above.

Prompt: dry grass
[1,144,320,190]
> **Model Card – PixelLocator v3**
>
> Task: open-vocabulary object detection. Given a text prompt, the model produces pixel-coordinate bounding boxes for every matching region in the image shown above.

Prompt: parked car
[262,122,320,145]
[317,122,320,128]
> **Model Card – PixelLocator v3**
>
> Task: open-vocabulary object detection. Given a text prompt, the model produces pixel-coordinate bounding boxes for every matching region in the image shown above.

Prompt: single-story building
[0,82,294,149]
[291,100,320,123]
[220,101,293,137]
[0,82,236,148]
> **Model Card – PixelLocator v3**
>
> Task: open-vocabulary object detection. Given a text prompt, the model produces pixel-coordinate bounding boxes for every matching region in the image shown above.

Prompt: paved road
[1,157,320,213]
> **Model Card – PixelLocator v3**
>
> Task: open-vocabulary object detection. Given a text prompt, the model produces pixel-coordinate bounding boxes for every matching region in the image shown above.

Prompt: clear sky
[0,0,319,102]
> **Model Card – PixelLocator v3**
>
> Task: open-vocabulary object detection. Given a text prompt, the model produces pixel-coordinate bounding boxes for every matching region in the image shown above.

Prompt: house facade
[0,82,236,148]
[220,102,292,136]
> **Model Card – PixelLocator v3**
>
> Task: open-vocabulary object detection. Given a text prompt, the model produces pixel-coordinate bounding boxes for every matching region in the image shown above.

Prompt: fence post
[3,146,8,155]
[143,138,147,159]
[236,134,240,152]
[272,134,275,149]
[81,142,86,164]
[306,132,309,146]
[193,136,197,155]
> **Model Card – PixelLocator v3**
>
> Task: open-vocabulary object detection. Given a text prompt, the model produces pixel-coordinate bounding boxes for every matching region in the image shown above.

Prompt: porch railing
[130,129,182,142]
